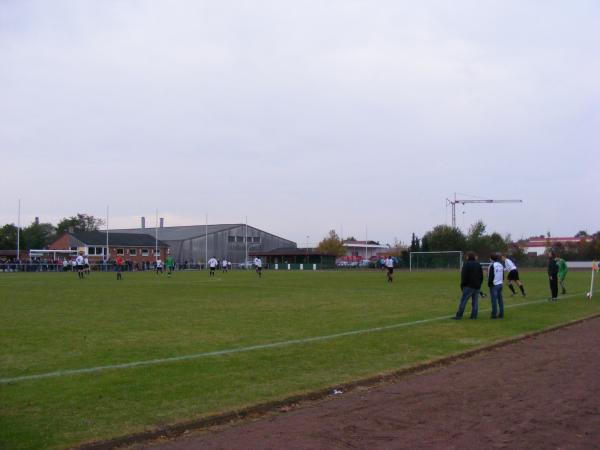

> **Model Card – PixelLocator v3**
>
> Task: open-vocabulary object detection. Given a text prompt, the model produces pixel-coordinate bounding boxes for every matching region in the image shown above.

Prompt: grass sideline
[1,269,598,449]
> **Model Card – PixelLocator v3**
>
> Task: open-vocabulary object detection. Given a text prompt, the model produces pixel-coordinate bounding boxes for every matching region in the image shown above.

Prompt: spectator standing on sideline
[548,252,559,301]
[488,254,505,319]
[557,256,568,294]
[454,252,483,320]
[502,255,526,297]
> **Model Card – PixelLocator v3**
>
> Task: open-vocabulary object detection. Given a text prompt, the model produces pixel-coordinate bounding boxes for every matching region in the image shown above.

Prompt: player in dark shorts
[116,255,124,280]
[384,256,394,282]
[502,255,526,296]
[254,257,263,278]
[75,252,85,279]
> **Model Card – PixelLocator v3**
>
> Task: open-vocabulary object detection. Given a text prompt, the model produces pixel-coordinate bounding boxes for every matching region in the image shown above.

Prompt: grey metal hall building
[110,223,297,264]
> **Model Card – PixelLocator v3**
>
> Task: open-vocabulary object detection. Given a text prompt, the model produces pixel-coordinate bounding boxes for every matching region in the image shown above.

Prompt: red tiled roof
[524,237,592,247]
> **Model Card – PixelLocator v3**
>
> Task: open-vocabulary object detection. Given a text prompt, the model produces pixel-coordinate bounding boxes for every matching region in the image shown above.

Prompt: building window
[129,249,137,256]
[253,236,261,243]
[228,236,235,243]
[236,236,244,243]
[116,248,124,255]
[88,247,105,255]
[155,249,160,256]
[141,249,149,256]
[70,247,77,251]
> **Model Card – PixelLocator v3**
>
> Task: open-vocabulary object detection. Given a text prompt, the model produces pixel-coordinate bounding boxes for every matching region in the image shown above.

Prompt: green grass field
[1,269,598,450]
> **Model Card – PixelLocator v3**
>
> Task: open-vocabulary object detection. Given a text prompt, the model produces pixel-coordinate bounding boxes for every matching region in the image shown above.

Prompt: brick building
[48,231,169,264]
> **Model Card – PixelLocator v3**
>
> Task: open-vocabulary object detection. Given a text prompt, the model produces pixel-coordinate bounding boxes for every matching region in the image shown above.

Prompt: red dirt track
[137,318,600,450]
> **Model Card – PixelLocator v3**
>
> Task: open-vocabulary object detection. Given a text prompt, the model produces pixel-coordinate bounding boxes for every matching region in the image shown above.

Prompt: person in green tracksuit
[165,256,175,277]
[557,256,568,294]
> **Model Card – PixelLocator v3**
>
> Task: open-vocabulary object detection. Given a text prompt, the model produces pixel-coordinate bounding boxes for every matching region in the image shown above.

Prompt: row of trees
[316,221,600,263]
[0,214,103,251]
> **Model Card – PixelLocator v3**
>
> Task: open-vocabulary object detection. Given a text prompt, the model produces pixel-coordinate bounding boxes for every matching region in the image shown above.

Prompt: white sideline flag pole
[589,261,598,298]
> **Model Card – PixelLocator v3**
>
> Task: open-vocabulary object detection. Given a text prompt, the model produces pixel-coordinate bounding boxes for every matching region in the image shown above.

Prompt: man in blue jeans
[488,253,505,319]
[454,252,484,319]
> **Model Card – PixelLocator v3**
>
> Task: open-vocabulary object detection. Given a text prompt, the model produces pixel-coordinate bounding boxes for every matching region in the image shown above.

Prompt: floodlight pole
[106,205,109,266]
[205,213,208,270]
[245,216,248,269]
[155,209,158,262]
[16,199,21,262]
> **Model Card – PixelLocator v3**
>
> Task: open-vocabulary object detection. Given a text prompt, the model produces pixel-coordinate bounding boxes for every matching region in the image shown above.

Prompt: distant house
[521,236,593,256]
[342,240,389,259]
[48,230,169,263]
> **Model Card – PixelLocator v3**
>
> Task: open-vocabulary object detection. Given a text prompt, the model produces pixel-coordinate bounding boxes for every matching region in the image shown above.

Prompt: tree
[0,224,24,250]
[420,236,430,252]
[575,230,589,237]
[409,233,420,252]
[56,214,104,235]
[465,221,508,257]
[422,225,466,251]
[22,221,56,249]
[317,230,346,256]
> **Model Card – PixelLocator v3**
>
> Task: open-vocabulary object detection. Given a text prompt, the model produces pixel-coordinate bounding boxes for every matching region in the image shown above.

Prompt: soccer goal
[409,251,463,271]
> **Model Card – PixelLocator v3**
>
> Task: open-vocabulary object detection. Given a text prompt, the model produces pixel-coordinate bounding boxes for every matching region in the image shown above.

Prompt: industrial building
[111,221,297,264]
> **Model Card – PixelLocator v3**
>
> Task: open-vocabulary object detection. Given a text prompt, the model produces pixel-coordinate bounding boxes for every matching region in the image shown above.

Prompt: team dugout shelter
[250,248,337,270]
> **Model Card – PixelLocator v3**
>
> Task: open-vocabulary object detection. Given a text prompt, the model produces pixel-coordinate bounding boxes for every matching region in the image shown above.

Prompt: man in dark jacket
[454,252,484,319]
[548,251,559,301]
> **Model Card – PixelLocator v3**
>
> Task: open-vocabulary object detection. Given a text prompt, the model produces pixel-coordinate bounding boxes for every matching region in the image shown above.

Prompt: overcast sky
[1,0,599,246]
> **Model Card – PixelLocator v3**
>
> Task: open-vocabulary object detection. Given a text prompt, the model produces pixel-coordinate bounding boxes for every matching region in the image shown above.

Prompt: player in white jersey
[502,255,526,297]
[221,259,228,273]
[84,256,90,275]
[208,256,218,277]
[254,257,262,278]
[487,254,505,319]
[75,252,85,279]
[384,256,395,283]
[155,258,163,275]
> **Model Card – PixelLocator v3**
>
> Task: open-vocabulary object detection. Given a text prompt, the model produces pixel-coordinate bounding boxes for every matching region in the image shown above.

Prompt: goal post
[409,251,463,272]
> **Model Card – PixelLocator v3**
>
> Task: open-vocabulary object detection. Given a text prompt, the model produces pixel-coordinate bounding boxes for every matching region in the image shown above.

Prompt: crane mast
[446,193,523,228]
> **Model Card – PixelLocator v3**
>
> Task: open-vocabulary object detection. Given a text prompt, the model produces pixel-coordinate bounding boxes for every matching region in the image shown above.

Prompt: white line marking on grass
[0,290,595,385]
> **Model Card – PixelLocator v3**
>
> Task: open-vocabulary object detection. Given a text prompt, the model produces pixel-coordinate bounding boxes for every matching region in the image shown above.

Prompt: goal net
[409,251,463,271]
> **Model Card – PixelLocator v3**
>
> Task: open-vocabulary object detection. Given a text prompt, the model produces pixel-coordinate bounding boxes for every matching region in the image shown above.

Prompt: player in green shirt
[557,256,568,294]
[165,256,175,277]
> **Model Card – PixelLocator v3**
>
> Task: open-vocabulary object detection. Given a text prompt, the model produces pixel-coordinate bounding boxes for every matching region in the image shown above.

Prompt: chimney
[160,217,164,228]
[141,217,146,229]
[35,217,39,225]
